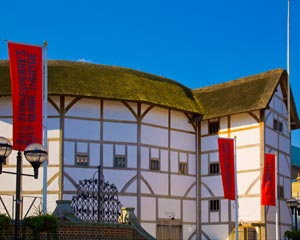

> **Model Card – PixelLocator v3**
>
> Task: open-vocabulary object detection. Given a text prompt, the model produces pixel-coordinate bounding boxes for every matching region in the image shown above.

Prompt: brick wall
[3,222,150,240]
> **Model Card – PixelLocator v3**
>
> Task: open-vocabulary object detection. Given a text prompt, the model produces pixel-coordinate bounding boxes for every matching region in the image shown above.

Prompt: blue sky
[0,0,299,146]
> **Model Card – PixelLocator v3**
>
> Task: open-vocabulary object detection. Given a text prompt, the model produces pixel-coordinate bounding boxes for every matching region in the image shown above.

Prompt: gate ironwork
[71,166,122,223]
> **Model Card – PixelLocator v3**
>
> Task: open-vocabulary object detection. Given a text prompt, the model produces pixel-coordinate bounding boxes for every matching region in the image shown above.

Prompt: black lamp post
[286,198,299,230]
[0,137,47,240]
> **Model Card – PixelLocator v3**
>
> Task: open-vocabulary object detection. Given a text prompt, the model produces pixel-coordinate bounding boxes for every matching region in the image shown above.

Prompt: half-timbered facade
[0,60,299,239]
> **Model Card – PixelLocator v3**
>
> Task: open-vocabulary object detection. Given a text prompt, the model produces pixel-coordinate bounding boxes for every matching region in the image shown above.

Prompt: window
[210,200,220,212]
[209,163,219,174]
[179,162,188,174]
[114,155,126,168]
[278,185,284,199]
[75,152,89,166]
[273,119,283,132]
[209,120,219,134]
[150,158,160,171]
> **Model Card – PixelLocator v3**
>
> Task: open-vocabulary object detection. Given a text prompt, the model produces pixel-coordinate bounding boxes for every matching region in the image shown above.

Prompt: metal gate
[71,166,122,223]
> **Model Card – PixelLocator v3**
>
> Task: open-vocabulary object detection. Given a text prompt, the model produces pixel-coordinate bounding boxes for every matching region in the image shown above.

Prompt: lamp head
[0,137,12,174]
[24,143,48,179]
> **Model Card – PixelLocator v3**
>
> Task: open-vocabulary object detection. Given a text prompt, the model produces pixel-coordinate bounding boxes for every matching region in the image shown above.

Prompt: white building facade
[0,60,299,239]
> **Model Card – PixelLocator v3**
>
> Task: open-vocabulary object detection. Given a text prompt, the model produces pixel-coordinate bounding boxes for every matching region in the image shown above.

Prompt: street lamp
[286,198,299,230]
[0,136,47,240]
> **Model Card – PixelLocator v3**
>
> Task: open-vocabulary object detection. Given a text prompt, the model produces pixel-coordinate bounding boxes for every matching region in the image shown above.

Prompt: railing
[71,165,122,223]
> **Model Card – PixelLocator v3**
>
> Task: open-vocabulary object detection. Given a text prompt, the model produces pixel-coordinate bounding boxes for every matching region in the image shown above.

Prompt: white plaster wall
[141,180,152,194]
[0,97,12,115]
[65,119,100,140]
[232,128,260,146]
[238,197,261,222]
[182,224,196,240]
[118,195,137,210]
[188,154,196,175]
[66,98,100,118]
[141,223,156,239]
[219,116,228,131]
[48,140,60,165]
[201,153,209,175]
[140,147,149,169]
[142,172,168,195]
[201,201,208,222]
[0,119,12,139]
[22,168,45,191]
[47,118,60,138]
[220,199,229,222]
[170,110,194,131]
[236,146,260,171]
[202,225,229,240]
[230,112,259,130]
[201,135,218,152]
[103,144,113,167]
[141,125,168,147]
[170,151,178,173]
[64,141,75,165]
[210,211,219,222]
[103,169,137,192]
[201,121,208,135]
[158,198,181,219]
[279,135,291,154]
[170,130,195,151]
[141,197,156,221]
[201,176,223,197]
[237,172,260,195]
[161,149,169,172]
[142,106,168,127]
[127,145,137,168]
[103,100,136,121]
[171,175,195,197]
[48,97,60,115]
[182,200,196,222]
[103,122,136,142]
[89,143,100,166]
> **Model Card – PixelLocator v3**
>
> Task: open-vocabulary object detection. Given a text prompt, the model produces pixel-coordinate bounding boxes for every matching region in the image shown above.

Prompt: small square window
[209,120,219,134]
[209,163,219,174]
[76,152,89,166]
[114,155,126,168]
[274,119,283,132]
[209,200,220,212]
[278,186,284,199]
[179,162,188,174]
[150,158,160,171]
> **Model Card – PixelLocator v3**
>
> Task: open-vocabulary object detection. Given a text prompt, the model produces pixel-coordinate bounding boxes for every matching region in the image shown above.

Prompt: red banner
[261,153,276,206]
[218,138,235,200]
[8,42,43,151]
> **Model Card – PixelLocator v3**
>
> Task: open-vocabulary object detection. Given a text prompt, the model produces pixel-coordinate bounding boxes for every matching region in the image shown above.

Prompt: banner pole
[234,136,238,240]
[275,151,279,240]
[42,41,48,214]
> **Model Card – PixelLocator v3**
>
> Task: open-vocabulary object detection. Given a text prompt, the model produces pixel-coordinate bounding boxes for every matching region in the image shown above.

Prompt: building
[291,146,300,180]
[0,60,299,240]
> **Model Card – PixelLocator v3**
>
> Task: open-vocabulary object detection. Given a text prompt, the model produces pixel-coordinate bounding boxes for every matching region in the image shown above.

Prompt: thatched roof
[0,60,202,114]
[193,68,299,129]
[0,60,298,129]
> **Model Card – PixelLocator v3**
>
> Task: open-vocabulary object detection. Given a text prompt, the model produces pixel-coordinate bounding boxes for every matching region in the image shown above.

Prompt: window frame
[179,162,188,174]
[114,155,127,168]
[208,120,219,134]
[75,152,89,167]
[150,158,160,171]
[209,162,220,175]
[273,118,283,132]
[209,199,220,212]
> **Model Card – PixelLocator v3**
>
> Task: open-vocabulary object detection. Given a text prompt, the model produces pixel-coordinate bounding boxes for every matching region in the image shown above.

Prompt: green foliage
[0,214,11,240]
[22,214,58,240]
[285,228,300,240]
